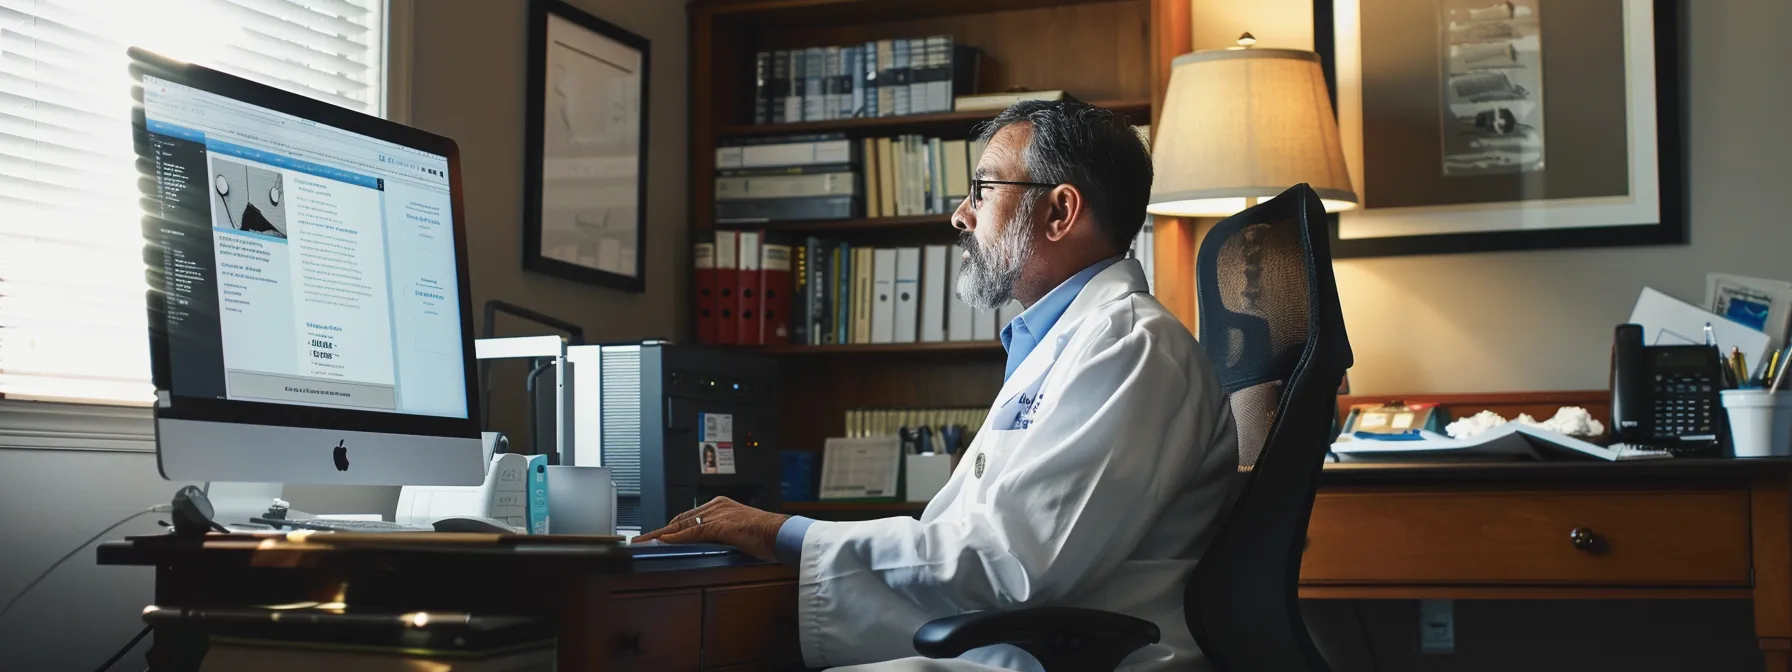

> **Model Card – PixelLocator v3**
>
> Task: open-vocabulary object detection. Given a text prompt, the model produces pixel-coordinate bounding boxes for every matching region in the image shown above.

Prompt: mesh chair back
[1184,183,1353,671]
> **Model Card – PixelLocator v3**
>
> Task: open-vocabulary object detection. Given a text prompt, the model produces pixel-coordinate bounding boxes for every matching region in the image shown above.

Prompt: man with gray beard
[639,101,1238,672]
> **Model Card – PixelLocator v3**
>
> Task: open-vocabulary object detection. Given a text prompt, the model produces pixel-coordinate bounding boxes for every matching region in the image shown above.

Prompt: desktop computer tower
[588,343,781,531]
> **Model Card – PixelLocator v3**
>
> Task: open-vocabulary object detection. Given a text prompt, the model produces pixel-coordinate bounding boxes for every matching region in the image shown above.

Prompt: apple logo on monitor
[333,440,350,471]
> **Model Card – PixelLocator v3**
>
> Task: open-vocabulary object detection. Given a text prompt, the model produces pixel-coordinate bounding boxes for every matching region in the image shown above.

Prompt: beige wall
[409,0,688,442]
[1196,2,1780,669]
[1192,0,1792,396]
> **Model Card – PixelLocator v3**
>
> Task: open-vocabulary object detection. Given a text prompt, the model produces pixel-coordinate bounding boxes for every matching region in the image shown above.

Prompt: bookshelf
[687,0,1197,508]
[719,98,1152,138]
[749,340,1003,356]
[749,214,953,234]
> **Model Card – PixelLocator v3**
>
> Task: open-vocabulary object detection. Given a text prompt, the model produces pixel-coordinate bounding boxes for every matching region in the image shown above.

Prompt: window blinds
[0,0,388,404]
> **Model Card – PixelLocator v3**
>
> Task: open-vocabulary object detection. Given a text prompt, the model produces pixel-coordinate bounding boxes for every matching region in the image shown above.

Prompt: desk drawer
[610,589,702,671]
[703,581,800,668]
[1302,489,1751,585]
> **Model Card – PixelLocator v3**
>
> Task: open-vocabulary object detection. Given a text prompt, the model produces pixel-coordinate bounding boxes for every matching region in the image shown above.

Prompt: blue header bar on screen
[145,119,383,190]
[148,119,206,143]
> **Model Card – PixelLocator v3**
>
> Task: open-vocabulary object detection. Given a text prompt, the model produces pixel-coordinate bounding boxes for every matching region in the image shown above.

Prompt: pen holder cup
[904,454,953,502]
[1721,390,1792,457]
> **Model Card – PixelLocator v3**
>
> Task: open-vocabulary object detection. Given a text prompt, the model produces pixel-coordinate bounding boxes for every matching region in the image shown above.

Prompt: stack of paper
[1630,287,1772,368]
[1331,424,1671,462]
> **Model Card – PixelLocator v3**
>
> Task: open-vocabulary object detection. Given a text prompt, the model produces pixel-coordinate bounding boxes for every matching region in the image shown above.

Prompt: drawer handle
[1569,527,1608,555]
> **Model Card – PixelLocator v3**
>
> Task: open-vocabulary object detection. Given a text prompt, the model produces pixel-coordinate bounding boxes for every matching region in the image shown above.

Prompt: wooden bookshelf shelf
[719,98,1151,139]
[783,500,928,514]
[746,341,1002,355]
[720,214,954,234]
[703,0,1139,30]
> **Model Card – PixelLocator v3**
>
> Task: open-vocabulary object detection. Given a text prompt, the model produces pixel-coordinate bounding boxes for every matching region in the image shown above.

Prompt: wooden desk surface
[1317,456,1792,482]
[97,533,631,569]
[98,534,802,671]
[786,457,1792,516]
[96,456,1792,671]
[97,533,801,599]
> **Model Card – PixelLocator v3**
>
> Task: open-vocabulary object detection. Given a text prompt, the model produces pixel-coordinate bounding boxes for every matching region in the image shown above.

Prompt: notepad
[1332,424,1672,462]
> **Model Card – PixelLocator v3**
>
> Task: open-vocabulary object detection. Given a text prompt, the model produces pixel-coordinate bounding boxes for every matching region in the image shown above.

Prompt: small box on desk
[904,454,951,502]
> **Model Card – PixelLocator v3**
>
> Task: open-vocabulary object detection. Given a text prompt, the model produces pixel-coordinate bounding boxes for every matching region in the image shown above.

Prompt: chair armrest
[914,607,1160,672]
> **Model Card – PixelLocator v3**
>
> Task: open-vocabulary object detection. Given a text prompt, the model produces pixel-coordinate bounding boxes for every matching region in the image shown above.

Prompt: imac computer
[130,48,485,486]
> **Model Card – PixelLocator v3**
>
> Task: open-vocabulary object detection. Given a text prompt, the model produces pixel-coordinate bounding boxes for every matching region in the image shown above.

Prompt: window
[0,0,396,405]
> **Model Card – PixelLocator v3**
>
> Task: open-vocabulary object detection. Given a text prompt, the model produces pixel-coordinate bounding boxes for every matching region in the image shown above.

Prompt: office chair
[912,183,1353,671]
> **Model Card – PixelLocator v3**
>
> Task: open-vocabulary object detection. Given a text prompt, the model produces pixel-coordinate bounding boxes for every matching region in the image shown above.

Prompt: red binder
[693,236,718,344]
[736,231,763,345]
[713,230,739,345]
[760,240,793,344]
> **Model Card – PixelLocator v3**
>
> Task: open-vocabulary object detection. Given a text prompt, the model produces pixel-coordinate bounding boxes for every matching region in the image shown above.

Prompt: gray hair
[977,100,1154,252]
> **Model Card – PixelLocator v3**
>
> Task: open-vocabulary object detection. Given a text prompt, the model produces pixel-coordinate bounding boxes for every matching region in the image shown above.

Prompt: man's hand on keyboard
[635,496,788,562]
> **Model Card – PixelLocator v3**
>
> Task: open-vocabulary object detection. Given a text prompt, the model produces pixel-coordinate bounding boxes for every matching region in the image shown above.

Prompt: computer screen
[139,74,468,419]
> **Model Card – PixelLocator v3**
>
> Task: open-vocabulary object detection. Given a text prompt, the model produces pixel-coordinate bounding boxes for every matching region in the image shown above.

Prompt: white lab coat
[797,259,1239,672]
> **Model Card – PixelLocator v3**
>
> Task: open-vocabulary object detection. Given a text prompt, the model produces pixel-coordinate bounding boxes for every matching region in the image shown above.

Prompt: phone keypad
[1651,372,1717,438]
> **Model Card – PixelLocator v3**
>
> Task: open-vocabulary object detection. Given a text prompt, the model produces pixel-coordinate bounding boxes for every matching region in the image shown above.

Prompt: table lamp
[1147,34,1358,217]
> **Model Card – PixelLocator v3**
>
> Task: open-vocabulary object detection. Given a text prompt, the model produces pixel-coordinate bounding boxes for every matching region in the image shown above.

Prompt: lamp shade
[1147,46,1358,217]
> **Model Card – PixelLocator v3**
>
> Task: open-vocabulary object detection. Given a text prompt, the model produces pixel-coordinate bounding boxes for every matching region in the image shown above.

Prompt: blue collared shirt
[773,257,1123,565]
[1000,256,1123,382]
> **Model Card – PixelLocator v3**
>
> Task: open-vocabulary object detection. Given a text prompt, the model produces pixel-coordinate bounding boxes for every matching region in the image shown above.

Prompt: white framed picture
[1316,0,1683,257]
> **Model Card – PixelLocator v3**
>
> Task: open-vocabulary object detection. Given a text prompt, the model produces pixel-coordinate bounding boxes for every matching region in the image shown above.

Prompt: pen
[1705,322,1716,346]
[1729,347,1748,389]
[1775,346,1792,393]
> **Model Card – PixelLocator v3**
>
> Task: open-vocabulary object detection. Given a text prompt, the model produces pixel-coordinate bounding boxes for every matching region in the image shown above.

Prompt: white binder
[920,245,948,342]
[973,306,997,341]
[997,299,1022,332]
[872,248,897,343]
[947,250,974,341]
[894,247,921,343]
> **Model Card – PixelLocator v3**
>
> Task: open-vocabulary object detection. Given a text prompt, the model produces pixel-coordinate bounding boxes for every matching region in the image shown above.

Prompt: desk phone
[1610,323,1725,457]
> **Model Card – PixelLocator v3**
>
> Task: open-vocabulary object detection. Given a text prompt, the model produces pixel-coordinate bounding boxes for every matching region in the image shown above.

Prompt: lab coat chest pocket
[965,341,1059,518]
[964,428,1027,518]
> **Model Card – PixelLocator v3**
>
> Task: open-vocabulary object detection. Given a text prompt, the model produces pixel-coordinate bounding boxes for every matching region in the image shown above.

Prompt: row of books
[714,123,1152,224]
[692,223,1155,347]
[844,407,990,440]
[751,36,982,125]
[693,230,1018,346]
[713,132,987,223]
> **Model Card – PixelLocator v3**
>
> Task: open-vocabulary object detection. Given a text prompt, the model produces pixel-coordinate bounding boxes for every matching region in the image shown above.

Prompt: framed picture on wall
[1314,0,1683,257]
[523,0,651,291]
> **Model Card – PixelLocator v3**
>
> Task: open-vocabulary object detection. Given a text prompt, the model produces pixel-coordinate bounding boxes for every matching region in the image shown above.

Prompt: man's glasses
[966,178,1057,209]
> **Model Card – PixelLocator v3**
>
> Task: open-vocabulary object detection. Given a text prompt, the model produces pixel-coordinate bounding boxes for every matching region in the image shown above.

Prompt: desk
[98,535,800,671]
[786,459,1792,669]
[1307,458,1792,670]
[101,464,1792,670]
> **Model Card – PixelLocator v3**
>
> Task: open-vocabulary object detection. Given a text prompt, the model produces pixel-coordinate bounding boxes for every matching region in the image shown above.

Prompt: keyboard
[252,517,431,533]
[627,542,737,558]
[1605,443,1676,460]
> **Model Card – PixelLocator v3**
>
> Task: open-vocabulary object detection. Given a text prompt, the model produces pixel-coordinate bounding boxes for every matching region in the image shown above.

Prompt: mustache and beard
[954,195,1039,311]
